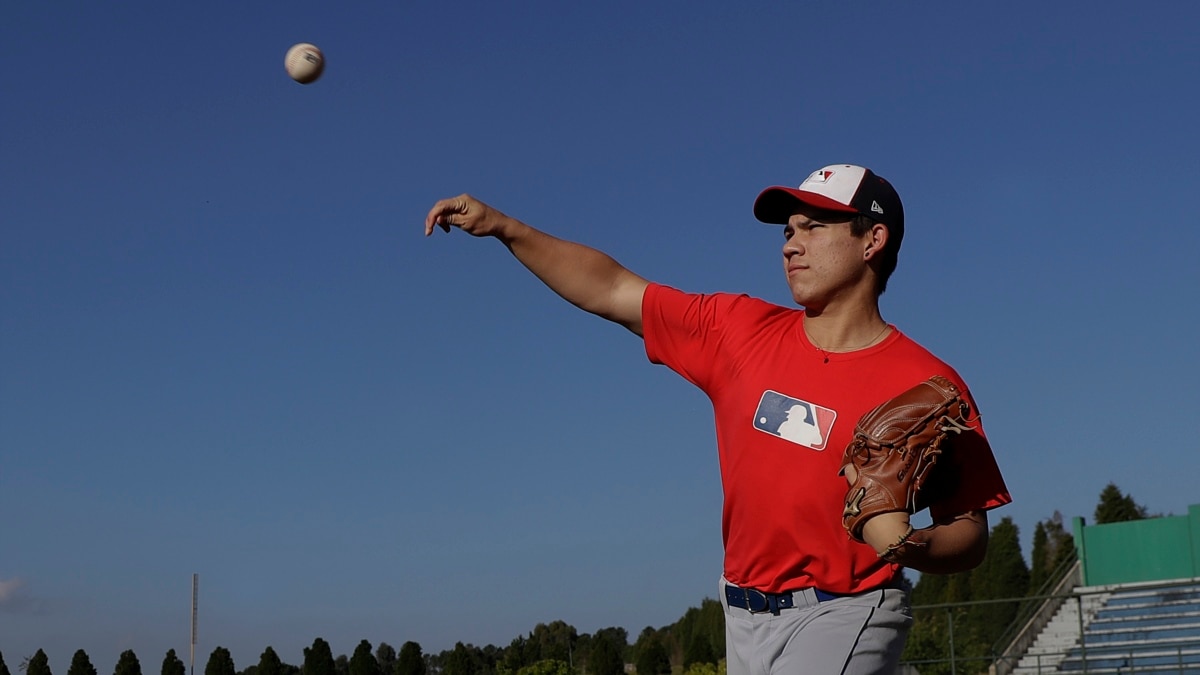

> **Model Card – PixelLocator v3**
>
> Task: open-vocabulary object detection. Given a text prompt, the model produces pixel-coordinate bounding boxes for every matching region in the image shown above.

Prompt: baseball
[285,43,325,84]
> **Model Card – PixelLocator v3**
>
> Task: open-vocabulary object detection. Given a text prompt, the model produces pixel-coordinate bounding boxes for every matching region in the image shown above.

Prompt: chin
[790,294,819,310]
[787,284,816,308]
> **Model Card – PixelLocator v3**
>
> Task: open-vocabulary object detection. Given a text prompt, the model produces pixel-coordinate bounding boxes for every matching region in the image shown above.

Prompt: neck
[803,304,890,353]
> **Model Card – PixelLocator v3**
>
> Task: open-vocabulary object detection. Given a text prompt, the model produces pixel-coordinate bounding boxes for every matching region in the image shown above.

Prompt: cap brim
[753,187,858,225]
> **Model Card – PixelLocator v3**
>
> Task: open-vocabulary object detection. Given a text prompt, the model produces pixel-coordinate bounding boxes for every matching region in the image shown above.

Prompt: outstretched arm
[425,194,650,335]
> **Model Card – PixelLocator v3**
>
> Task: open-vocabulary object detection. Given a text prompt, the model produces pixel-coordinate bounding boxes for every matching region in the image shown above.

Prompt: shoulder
[645,283,791,320]
[876,329,973,395]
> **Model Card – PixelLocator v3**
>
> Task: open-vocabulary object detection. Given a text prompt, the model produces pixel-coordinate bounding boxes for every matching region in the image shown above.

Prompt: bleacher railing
[899,576,1200,675]
[991,554,1083,675]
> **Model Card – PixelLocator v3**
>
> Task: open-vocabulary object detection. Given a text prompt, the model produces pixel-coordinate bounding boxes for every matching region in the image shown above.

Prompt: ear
[863,222,889,261]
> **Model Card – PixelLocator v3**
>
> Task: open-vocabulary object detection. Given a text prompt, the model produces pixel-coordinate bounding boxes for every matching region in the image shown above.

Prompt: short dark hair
[850,214,899,295]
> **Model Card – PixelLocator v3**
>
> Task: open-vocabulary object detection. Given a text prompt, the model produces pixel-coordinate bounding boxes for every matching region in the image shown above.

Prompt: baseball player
[425,164,1011,675]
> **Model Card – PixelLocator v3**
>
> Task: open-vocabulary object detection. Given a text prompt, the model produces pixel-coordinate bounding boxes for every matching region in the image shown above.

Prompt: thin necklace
[809,323,891,364]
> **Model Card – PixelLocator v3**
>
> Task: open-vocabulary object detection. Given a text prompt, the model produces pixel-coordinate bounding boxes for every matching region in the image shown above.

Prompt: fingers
[423,194,511,240]
[424,196,467,236]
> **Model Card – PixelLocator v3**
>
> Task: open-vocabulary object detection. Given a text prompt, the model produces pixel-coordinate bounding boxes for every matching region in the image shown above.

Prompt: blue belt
[724,583,840,615]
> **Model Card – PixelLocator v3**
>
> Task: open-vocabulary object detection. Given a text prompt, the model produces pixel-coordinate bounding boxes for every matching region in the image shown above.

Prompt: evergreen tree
[529,621,576,665]
[1095,482,1148,524]
[634,628,670,675]
[904,568,972,673]
[1029,521,1050,593]
[1028,511,1076,594]
[204,649,234,675]
[910,570,949,605]
[115,651,142,675]
[161,651,185,675]
[303,639,335,675]
[944,569,974,604]
[587,633,624,675]
[969,517,1030,651]
[592,627,629,662]
[68,651,97,675]
[372,645,395,675]
[28,650,52,675]
[0,651,10,675]
[514,662,569,675]
[257,648,283,675]
[394,643,424,675]
[672,599,723,667]
[499,637,531,675]
[576,633,599,672]
[436,643,496,675]
[440,644,472,675]
[1045,513,1076,571]
[481,646,503,675]
[903,517,1030,671]
[348,642,379,675]
[682,633,715,668]
[595,628,627,645]
[901,620,952,675]
[333,656,348,675]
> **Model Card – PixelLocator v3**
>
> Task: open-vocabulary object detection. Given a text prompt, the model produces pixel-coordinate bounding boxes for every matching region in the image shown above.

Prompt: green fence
[1073,504,1200,586]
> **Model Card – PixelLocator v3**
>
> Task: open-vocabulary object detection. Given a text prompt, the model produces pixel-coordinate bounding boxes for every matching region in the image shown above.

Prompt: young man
[425,164,1010,675]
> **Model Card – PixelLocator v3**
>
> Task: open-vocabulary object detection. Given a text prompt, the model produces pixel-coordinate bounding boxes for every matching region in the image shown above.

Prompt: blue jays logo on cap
[752,390,837,451]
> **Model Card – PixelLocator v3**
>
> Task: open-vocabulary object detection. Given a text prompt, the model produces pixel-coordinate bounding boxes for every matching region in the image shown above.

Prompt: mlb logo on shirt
[752,390,837,451]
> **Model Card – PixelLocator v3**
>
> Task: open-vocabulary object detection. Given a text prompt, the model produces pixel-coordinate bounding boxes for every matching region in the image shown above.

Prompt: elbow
[908,516,990,575]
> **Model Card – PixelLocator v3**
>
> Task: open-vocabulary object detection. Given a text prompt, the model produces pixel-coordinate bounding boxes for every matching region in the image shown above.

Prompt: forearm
[499,217,648,333]
[887,511,989,574]
[426,194,648,332]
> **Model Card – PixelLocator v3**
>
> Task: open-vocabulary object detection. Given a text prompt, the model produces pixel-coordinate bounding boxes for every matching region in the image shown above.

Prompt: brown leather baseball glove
[840,375,973,543]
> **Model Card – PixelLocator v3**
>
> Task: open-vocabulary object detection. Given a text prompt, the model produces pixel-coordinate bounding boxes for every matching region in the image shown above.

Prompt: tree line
[2,604,723,675]
[5,483,1151,675]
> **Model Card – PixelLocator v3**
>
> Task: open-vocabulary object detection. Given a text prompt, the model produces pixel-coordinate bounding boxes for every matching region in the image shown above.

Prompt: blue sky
[4,1,1199,671]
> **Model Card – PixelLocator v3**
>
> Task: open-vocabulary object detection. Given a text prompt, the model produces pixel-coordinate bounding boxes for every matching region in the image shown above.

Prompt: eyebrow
[790,213,853,227]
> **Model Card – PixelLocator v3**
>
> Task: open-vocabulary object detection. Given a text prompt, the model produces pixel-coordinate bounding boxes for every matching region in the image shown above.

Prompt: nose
[783,232,803,258]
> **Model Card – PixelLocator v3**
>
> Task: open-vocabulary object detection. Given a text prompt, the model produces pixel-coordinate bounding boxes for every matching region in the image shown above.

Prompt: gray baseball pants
[720,577,913,675]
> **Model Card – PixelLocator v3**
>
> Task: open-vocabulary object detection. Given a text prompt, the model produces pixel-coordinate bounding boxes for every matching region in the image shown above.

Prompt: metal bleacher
[1012,577,1200,674]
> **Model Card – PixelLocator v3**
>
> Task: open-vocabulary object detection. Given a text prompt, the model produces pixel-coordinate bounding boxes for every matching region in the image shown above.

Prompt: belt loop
[772,592,794,613]
[814,588,839,603]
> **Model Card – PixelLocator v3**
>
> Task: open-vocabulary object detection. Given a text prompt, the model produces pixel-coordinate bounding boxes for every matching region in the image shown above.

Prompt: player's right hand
[424,194,513,239]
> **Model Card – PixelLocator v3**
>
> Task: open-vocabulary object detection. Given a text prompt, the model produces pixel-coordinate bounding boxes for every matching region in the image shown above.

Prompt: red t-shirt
[642,284,1011,594]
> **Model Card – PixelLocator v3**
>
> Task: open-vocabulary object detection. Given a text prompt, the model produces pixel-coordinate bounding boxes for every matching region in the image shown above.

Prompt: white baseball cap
[753,164,905,246]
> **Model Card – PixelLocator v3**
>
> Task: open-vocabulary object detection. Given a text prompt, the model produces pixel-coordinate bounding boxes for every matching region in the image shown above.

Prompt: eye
[783,226,794,239]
